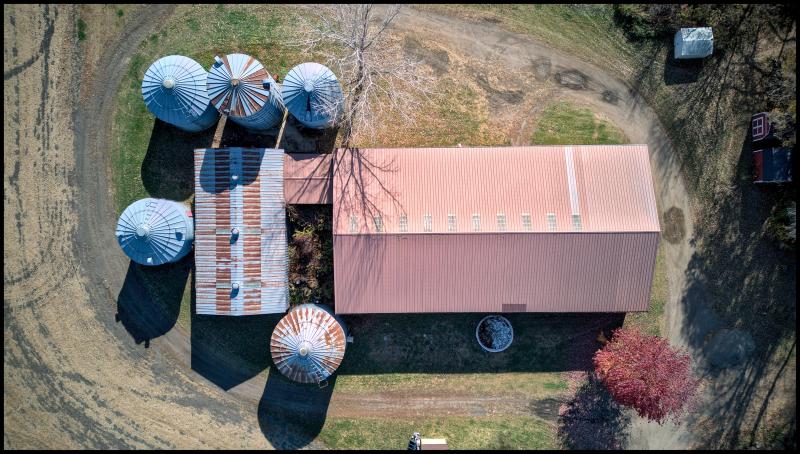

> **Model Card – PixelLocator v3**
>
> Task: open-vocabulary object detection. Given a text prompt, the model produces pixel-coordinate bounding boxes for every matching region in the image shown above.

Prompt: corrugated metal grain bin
[141,55,219,132]
[116,198,194,266]
[674,27,713,59]
[270,304,347,384]
[282,62,343,129]
[206,53,285,132]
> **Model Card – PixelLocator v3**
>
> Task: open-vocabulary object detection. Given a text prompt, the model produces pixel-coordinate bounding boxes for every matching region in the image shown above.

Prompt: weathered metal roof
[674,27,713,59]
[116,198,194,266]
[270,304,347,384]
[282,62,343,129]
[206,53,285,131]
[330,145,660,314]
[141,55,219,132]
[194,147,288,315]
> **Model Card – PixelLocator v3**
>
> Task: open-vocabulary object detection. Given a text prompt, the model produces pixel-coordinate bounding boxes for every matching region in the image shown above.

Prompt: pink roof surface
[331,146,660,235]
[330,146,660,314]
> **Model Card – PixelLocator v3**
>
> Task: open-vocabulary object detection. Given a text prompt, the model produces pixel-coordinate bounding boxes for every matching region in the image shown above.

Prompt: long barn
[197,145,660,315]
[287,145,660,314]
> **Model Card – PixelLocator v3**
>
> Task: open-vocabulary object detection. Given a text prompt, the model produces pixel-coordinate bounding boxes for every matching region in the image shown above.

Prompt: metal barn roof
[206,53,285,132]
[282,62,343,129]
[116,198,194,266]
[330,145,660,314]
[194,147,288,315]
[674,27,713,59]
[270,304,347,384]
[141,55,219,132]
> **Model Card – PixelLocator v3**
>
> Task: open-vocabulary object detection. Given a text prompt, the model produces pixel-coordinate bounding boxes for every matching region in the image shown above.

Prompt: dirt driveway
[6,4,699,449]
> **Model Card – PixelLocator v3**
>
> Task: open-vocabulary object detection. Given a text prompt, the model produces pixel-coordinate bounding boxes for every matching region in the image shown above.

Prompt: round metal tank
[270,304,347,384]
[206,53,285,132]
[282,62,343,129]
[141,55,219,132]
[116,198,194,266]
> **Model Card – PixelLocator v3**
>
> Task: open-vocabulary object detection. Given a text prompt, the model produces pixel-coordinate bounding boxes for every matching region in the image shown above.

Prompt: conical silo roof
[116,198,194,266]
[270,304,347,384]
[142,55,218,132]
[282,62,343,129]
[206,53,285,130]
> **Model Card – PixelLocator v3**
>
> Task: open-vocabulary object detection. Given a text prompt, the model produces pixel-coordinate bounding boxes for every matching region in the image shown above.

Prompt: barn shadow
[258,367,336,450]
[115,255,191,348]
[189,266,284,390]
[141,119,216,201]
[335,312,625,375]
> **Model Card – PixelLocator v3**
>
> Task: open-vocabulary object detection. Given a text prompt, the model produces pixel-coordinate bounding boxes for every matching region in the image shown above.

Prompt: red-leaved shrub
[593,327,699,424]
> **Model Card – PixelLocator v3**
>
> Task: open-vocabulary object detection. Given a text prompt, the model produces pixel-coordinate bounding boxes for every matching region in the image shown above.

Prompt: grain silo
[206,53,285,132]
[270,304,348,384]
[116,198,194,266]
[141,55,219,132]
[282,62,343,129]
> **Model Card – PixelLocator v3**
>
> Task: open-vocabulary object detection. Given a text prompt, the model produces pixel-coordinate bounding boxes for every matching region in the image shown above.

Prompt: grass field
[531,101,627,145]
[318,416,556,450]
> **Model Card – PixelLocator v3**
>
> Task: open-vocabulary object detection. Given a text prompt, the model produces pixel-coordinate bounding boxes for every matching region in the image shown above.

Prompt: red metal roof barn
[328,145,660,314]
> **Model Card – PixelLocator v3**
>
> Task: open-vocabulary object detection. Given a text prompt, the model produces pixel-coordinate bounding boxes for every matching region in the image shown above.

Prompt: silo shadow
[258,366,336,450]
[115,255,191,348]
[141,119,216,201]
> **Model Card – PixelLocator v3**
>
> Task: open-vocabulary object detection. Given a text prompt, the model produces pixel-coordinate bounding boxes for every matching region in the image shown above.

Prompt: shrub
[593,327,699,424]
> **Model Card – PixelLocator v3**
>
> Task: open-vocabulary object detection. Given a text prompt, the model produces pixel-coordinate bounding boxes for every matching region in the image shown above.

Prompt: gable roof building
[329,146,660,314]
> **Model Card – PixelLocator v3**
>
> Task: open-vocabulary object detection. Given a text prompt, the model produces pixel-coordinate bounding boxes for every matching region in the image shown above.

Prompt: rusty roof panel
[194,147,288,315]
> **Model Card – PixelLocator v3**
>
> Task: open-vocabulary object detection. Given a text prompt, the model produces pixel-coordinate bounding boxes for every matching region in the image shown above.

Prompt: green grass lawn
[318,416,557,450]
[530,101,628,145]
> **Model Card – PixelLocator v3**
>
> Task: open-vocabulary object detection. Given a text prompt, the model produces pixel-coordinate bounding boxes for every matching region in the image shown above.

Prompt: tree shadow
[258,367,335,450]
[558,374,631,450]
[115,256,191,348]
[678,125,796,448]
[141,119,216,201]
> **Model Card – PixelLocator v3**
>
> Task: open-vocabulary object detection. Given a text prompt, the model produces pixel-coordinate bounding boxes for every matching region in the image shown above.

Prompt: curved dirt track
[5,5,697,449]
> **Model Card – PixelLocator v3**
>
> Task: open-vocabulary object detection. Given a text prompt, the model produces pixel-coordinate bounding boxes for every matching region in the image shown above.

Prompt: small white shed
[674,27,714,59]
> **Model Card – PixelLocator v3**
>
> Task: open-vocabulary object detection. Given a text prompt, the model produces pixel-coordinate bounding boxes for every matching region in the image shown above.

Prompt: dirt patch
[662,206,686,244]
[528,397,564,422]
[403,35,450,76]
[554,69,588,90]
[475,73,525,105]
[530,57,552,82]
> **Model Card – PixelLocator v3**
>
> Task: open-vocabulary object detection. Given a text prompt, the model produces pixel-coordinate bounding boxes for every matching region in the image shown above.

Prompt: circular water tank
[116,198,194,266]
[270,304,347,384]
[282,62,343,129]
[206,53,285,132]
[141,55,219,132]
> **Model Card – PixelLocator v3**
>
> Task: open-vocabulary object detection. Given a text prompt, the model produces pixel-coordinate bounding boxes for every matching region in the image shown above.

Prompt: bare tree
[298,4,432,147]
